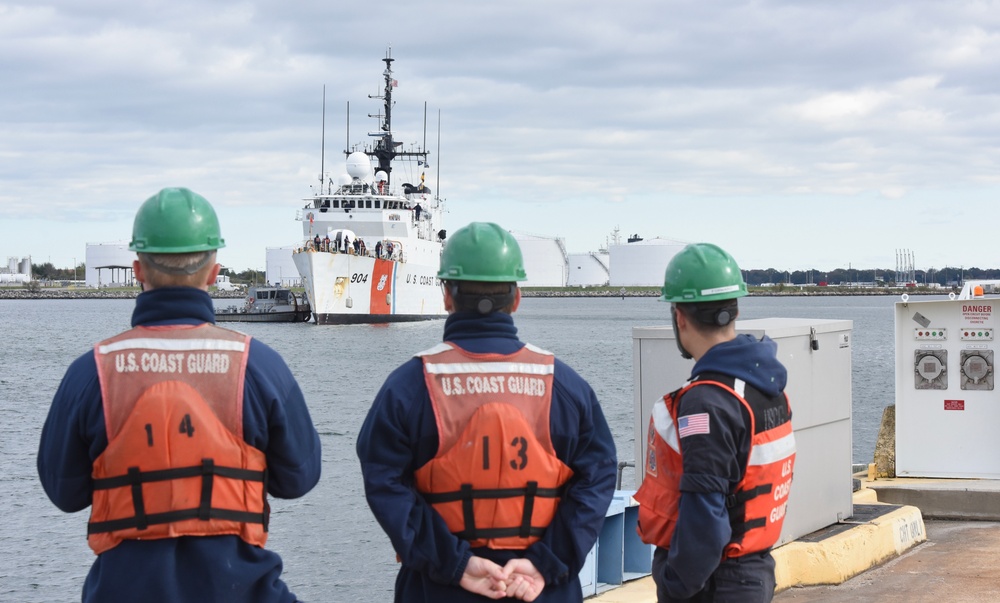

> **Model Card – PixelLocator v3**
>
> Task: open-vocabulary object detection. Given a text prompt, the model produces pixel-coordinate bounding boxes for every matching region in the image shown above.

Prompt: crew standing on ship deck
[357,222,617,602]
[634,243,796,602]
[37,188,322,603]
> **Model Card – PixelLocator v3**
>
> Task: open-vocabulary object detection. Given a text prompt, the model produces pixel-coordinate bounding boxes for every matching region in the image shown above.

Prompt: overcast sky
[3,0,1000,273]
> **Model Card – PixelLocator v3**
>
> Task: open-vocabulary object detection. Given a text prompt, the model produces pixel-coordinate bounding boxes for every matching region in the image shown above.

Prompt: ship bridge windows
[375,200,381,208]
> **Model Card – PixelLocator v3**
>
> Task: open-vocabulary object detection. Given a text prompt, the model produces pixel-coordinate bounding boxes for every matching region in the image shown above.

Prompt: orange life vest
[87,324,269,555]
[414,342,574,550]
[635,376,795,558]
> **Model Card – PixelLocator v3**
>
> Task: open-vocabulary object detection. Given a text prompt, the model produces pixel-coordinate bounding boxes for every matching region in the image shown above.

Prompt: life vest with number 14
[87,324,268,555]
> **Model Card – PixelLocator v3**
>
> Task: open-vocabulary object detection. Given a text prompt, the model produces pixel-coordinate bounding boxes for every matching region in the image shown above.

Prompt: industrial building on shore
[507,231,688,288]
[1,257,33,284]
[85,243,135,287]
[77,227,686,290]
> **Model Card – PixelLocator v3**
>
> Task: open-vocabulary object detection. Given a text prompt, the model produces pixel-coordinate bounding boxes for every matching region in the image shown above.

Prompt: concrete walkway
[590,475,1000,602]
[775,520,1000,602]
[590,519,1000,603]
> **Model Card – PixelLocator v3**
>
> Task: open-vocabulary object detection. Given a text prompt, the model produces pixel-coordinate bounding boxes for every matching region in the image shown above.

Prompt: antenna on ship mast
[319,85,326,193]
[356,46,431,187]
[436,109,442,201]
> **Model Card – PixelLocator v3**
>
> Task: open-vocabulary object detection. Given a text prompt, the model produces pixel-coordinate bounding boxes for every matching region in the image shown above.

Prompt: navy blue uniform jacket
[37,287,322,603]
[659,334,788,599]
[357,312,618,602]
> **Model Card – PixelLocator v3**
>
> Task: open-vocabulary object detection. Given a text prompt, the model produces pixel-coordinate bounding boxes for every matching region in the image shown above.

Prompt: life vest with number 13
[414,342,574,550]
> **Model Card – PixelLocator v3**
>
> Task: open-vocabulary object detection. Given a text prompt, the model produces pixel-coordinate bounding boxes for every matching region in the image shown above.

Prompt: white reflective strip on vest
[423,362,555,375]
[98,338,247,354]
[522,343,554,356]
[734,378,746,398]
[414,343,454,357]
[651,399,680,453]
[748,432,796,466]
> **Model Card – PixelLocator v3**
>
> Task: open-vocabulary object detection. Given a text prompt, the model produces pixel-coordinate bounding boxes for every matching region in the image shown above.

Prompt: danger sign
[962,304,993,325]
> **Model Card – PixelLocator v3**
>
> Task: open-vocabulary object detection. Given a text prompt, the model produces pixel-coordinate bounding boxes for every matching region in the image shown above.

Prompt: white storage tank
[512,232,568,287]
[609,238,688,287]
[86,243,135,287]
[266,246,301,287]
[567,252,610,287]
[0,272,29,284]
[19,257,31,276]
[8,257,18,274]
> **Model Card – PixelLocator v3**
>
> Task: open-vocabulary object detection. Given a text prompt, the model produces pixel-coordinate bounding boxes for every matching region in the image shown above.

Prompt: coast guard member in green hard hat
[634,243,796,602]
[38,187,321,603]
[357,222,617,602]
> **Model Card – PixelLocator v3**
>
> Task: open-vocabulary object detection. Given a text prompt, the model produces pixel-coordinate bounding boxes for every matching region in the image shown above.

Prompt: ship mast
[357,47,429,186]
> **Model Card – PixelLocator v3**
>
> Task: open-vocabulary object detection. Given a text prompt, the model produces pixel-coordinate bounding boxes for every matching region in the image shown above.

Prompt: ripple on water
[2,296,903,601]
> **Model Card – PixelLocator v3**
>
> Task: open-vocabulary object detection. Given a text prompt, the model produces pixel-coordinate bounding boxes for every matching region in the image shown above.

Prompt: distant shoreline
[0,287,953,300]
[0,289,245,300]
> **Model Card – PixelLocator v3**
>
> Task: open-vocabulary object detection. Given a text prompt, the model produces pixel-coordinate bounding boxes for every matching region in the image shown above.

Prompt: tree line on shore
[29,263,266,286]
[742,266,999,287]
[24,262,1000,289]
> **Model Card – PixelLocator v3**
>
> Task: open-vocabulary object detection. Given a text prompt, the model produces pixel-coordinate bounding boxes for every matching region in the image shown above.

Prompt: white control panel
[896,298,998,478]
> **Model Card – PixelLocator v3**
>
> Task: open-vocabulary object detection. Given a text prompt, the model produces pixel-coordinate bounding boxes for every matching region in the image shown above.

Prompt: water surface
[0,295,906,601]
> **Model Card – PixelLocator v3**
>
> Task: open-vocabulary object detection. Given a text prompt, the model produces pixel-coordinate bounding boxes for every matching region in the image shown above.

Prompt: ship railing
[298,237,406,261]
[300,240,368,256]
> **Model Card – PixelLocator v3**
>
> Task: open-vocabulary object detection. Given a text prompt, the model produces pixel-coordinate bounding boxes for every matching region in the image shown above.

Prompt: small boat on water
[215,285,311,323]
[291,49,447,325]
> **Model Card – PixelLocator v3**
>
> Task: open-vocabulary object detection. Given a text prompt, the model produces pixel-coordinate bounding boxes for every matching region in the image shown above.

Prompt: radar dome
[337,174,353,187]
[346,152,373,180]
[375,170,388,183]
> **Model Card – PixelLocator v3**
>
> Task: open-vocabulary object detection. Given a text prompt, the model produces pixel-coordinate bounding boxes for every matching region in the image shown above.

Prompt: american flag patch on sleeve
[677,413,710,438]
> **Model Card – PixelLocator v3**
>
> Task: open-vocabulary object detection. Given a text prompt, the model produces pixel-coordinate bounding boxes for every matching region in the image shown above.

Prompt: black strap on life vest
[726,483,772,536]
[422,481,566,541]
[88,458,268,535]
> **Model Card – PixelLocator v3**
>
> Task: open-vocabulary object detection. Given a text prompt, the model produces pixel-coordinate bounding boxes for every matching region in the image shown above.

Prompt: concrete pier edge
[588,486,927,602]
[772,496,925,590]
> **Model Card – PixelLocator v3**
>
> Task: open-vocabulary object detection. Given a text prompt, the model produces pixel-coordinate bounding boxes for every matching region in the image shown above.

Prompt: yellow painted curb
[774,503,926,590]
[852,487,879,504]
[588,489,924,601]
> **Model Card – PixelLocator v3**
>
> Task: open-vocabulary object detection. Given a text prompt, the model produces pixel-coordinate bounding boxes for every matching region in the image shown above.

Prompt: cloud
[3,0,1000,272]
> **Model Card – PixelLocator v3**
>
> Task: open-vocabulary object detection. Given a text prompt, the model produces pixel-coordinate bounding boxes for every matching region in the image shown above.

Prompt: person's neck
[688,330,735,361]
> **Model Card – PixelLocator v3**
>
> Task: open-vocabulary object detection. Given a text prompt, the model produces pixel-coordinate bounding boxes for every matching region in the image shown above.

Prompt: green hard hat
[661,243,747,302]
[438,222,527,282]
[129,188,226,253]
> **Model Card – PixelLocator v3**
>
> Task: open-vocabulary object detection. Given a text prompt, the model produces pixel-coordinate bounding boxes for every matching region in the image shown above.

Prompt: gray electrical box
[632,318,853,545]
